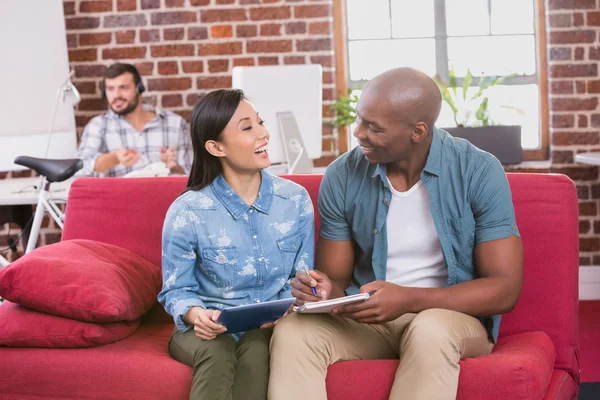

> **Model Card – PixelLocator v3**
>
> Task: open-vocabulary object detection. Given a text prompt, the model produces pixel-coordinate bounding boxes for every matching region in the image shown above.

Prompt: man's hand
[191,308,227,340]
[115,147,140,167]
[291,270,332,305]
[160,146,179,170]
[334,281,409,324]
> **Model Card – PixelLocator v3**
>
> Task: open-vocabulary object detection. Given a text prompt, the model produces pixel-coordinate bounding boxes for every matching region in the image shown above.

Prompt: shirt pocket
[277,231,303,278]
[201,246,239,288]
[447,215,475,267]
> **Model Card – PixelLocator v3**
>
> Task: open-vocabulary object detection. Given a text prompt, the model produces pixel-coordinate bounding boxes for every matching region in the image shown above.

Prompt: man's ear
[412,122,429,143]
[205,140,226,158]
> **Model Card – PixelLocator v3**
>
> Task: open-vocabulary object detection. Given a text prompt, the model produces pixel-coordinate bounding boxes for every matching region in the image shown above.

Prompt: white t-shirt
[385,180,448,288]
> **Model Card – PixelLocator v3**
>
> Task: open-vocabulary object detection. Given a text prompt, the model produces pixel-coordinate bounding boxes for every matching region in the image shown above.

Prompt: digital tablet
[216,298,296,334]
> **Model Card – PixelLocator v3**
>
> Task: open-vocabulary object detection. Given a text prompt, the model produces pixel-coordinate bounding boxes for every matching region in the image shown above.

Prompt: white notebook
[293,293,371,314]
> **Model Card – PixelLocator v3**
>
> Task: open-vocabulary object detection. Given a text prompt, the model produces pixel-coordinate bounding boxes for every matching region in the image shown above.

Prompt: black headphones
[100,63,146,100]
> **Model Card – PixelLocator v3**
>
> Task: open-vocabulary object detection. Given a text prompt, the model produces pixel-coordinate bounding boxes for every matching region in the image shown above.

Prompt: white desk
[575,152,600,166]
[0,176,75,206]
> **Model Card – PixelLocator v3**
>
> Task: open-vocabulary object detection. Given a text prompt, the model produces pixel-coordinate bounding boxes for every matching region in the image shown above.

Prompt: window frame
[333,0,549,161]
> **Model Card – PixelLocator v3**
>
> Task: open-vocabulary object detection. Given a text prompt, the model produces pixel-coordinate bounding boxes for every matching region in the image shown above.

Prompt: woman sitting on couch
[158,89,315,400]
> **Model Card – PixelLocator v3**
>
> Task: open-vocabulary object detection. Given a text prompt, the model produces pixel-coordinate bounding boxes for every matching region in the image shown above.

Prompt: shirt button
[249,210,254,213]
[258,257,263,262]
[253,235,257,239]
[258,280,263,285]
[373,229,378,235]
[256,300,261,303]
[383,198,388,204]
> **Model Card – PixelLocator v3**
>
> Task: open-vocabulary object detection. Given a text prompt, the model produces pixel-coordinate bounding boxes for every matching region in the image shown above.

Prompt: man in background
[76,63,192,177]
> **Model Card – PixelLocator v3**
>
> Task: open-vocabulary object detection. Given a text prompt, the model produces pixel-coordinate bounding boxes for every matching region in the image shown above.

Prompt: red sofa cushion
[0,324,191,400]
[0,239,161,322]
[0,301,140,348]
[326,332,556,400]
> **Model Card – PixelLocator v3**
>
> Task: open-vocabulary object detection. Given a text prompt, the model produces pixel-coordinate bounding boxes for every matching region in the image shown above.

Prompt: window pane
[436,85,539,149]
[349,39,436,81]
[391,0,434,38]
[346,0,391,40]
[491,0,534,35]
[446,0,489,36]
[487,84,539,148]
[447,35,536,76]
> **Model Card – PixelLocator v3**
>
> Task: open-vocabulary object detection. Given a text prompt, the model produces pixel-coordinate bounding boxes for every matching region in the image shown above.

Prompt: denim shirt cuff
[174,298,206,332]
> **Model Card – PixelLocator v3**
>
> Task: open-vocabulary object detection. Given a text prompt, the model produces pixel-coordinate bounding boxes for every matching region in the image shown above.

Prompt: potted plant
[433,67,522,165]
[329,90,359,153]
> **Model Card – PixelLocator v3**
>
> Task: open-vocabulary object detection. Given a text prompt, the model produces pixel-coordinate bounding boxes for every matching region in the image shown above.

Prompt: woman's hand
[186,307,227,340]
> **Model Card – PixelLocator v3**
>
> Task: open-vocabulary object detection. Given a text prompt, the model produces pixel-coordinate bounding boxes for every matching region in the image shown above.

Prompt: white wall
[0,0,77,171]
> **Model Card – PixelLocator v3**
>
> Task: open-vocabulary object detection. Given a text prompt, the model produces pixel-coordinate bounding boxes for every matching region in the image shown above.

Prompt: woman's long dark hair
[186,89,245,193]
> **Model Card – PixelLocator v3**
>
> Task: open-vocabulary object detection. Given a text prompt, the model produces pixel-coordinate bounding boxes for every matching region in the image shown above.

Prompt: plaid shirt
[76,105,193,177]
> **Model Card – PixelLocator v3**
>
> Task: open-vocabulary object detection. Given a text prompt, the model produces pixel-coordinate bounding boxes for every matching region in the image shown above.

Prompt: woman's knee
[238,329,272,364]
[170,330,237,368]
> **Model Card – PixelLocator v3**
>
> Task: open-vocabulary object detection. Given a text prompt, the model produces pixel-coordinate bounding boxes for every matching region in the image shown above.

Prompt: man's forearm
[329,279,350,299]
[93,152,119,173]
[405,276,521,317]
[169,164,186,175]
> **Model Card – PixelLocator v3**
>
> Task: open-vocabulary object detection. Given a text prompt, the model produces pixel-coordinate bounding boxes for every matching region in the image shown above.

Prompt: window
[339,0,548,160]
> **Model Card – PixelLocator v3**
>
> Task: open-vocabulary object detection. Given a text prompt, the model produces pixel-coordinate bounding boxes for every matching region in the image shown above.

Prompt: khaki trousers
[268,308,493,400]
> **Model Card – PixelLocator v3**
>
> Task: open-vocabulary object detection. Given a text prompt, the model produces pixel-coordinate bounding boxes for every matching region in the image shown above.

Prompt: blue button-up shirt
[318,127,520,341]
[159,170,315,332]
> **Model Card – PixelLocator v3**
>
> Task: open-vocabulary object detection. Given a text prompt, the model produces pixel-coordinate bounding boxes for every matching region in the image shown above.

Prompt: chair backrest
[497,173,579,380]
[62,173,579,377]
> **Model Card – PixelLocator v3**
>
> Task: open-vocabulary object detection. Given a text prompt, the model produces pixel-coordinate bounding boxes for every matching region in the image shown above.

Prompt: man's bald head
[362,67,442,130]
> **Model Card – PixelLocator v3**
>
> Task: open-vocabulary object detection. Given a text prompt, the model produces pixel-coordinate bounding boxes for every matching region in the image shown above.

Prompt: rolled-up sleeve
[75,116,106,177]
[176,119,193,176]
[470,157,521,244]
[158,201,205,332]
[318,162,352,241]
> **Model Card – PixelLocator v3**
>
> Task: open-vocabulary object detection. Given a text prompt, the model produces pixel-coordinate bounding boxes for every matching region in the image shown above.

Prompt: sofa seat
[0,324,190,400]
[326,331,565,400]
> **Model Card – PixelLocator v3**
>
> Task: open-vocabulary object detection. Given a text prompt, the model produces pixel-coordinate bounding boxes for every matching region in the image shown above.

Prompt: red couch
[0,173,580,400]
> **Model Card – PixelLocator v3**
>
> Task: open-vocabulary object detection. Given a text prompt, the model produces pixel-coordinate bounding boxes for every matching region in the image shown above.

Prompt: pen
[304,268,318,296]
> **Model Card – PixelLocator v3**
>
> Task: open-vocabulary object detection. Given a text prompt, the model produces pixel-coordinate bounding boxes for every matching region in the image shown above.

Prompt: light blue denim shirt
[318,127,520,342]
[159,170,315,332]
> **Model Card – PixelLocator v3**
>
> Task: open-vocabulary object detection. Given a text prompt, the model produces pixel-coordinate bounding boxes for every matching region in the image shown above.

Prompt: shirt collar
[371,126,443,181]
[210,170,274,219]
[422,126,442,177]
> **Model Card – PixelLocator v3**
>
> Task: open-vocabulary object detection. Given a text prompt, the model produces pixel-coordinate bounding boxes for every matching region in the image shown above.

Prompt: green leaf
[462,69,473,101]
[448,66,458,97]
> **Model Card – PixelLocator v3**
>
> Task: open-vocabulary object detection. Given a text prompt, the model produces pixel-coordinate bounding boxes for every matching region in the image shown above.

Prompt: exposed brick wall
[545,0,600,265]
[63,0,337,158]
[0,0,336,261]
[4,0,600,268]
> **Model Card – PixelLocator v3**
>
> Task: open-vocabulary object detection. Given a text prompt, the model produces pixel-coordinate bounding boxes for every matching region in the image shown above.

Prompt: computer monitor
[231,65,323,173]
